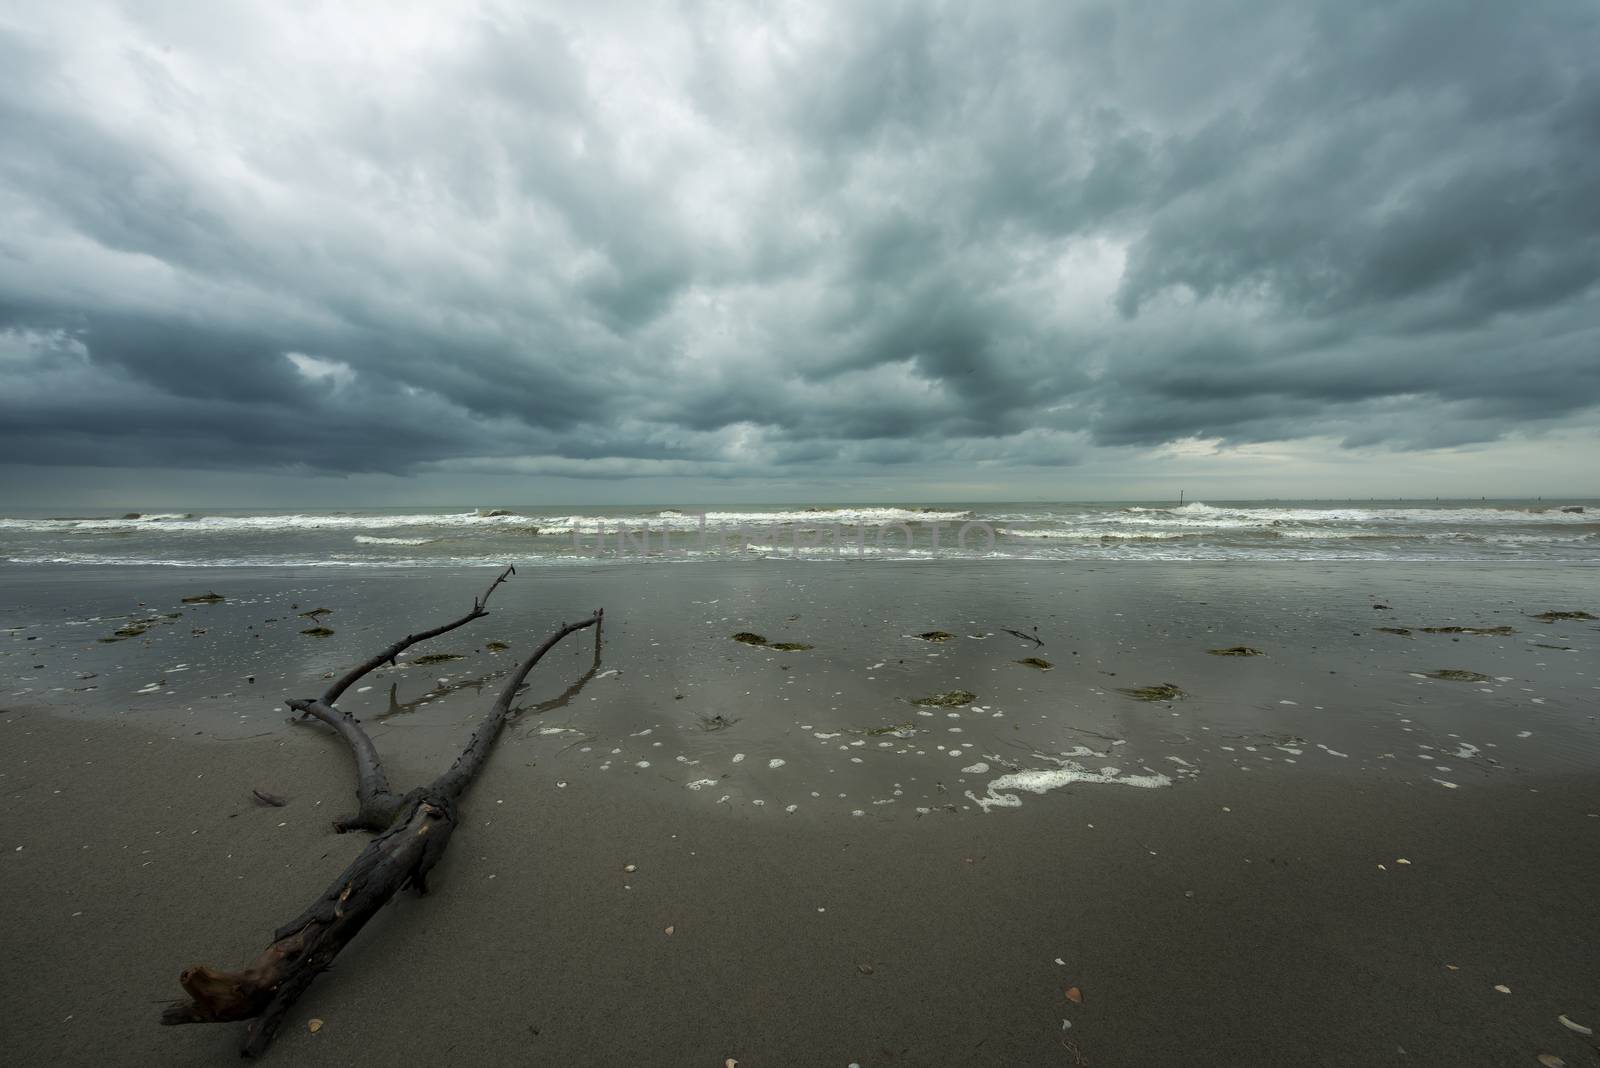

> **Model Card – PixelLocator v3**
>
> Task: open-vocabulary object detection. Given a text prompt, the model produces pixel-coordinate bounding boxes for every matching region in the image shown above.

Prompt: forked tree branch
[161,572,605,1058]
[432,609,602,802]
[320,564,515,707]
[287,564,518,832]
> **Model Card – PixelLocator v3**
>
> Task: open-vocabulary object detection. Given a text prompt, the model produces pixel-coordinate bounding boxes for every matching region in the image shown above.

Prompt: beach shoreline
[4,559,1598,1064]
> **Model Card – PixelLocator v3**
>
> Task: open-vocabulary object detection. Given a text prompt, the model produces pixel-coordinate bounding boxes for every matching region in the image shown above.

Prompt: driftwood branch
[285,697,402,832]
[1002,625,1044,647]
[433,611,603,802]
[161,571,602,1058]
[287,564,517,833]
[321,563,515,706]
[525,620,606,720]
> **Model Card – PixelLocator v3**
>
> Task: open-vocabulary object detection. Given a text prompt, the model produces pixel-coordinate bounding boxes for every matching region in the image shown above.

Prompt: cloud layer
[2,0,1597,494]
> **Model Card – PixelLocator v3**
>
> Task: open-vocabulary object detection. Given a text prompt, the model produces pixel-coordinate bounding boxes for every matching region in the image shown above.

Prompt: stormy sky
[2,0,1597,507]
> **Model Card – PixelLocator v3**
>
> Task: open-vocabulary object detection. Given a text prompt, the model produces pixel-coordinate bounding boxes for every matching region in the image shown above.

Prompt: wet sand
[3,561,1598,1064]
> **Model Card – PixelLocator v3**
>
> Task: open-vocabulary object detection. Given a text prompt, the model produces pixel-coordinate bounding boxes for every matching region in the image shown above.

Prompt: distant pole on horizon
[1179,489,1184,506]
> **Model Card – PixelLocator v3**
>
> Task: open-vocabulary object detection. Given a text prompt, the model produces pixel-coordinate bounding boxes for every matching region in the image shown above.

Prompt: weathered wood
[285,696,404,833]
[286,564,516,833]
[162,793,457,1057]
[432,611,603,802]
[161,571,602,1058]
[321,564,514,706]
[1001,625,1044,647]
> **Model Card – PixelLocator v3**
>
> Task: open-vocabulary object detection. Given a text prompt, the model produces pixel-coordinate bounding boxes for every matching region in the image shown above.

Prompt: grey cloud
[0,0,1596,493]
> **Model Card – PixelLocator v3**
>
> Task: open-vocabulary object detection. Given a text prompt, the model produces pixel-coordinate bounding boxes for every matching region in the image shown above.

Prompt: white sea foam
[0,512,511,533]
[996,528,1196,540]
[966,760,1173,812]
[2,499,1593,566]
[0,505,973,535]
[1125,501,1595,525]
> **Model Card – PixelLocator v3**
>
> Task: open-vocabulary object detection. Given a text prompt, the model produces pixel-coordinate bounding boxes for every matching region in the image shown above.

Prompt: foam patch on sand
[966,761,1173,812]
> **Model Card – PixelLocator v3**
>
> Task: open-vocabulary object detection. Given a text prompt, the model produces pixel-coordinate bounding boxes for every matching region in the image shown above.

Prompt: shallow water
[5,560,1596,822]
[3,497,1597,567]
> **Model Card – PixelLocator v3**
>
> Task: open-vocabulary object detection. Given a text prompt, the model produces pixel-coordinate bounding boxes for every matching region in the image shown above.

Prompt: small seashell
[307,1018,323,1034]
[1558,1014,1593,1036]
[1493,984,1511,994]
[1536,1055,1565,1068]
[664,925,674,936]
[623,864,637,873]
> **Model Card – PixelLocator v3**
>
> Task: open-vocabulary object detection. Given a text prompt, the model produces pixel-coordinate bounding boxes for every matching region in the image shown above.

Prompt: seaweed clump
[1420,626,1514,636]
[1207,646,1263,657]
[1118,683,1187,702]
[913,690,978,708]
[410,653,465,665]
[485,641,510,651]
[1532,610,1596,623]
[730,632,813,651]
[1422,669,1491,682]
[182,592,226,604]
[1015,657,1053,670]
[101,618,158,642]
[301,626,336,638]
[1375,627,1412,636]
[915,630,955,642]
[850,720,917,737]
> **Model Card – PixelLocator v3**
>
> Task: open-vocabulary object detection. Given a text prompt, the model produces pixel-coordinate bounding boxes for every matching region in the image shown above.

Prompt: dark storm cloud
[1,0,1597,486]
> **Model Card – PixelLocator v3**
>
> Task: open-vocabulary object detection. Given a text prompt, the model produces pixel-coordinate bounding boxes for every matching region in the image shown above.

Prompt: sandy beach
[8,0,1600,1060]
[4,560,1598,1065]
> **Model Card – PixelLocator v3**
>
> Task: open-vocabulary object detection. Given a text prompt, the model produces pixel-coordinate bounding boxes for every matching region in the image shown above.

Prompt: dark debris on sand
[1118,683,1187,701]
[1532,610,1596,623]
[730,632,813,651]
[913,690,977,707]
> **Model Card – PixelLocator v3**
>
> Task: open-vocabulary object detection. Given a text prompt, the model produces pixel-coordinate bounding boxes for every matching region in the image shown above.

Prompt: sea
[2,499,1597,568]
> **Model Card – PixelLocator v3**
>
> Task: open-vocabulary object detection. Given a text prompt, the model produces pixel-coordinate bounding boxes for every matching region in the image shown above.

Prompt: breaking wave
[1,499,1594,566]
